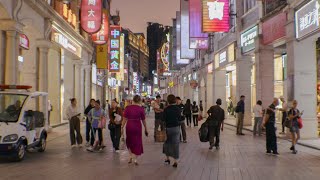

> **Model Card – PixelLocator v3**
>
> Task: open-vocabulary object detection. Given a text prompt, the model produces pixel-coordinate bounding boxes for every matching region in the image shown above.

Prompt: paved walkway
[1,114,320,180]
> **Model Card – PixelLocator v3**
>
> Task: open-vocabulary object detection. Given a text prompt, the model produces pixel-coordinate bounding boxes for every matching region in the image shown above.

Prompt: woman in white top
[253,100,263,136]
[66,98,83,147]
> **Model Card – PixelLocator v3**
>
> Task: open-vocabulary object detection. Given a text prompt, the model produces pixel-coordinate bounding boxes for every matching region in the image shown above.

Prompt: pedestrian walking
[86,100,106,152]
[152,95,164,141]
[262,98,279,155]
[207,99,225,150]
[176,97,187,143]
[235,95,245,135]
[84,99,95,147]
[253,100,263,136]
[163,94,182,168]
[184,99,192,127]
[288,100,303,154]
[122,95,148,165]
[66,98,82,148]
[109,100,123,152]
[279,96,288,134]
[192,101,199,127]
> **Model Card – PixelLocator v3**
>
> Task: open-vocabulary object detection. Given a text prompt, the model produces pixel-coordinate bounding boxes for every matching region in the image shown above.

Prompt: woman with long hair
[288,100,302,154]
[163,94,182,168]
[109,100,123,152]
[122,95,148,165]
[66,98,82,148]
[192,101,199,127]
[184,99,192,127]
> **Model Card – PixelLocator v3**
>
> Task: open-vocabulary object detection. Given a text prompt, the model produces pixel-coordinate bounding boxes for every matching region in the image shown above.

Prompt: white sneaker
[115,150,120,153]
[85,142,90,147]
[87,146,94,152]
[71,145,77,148]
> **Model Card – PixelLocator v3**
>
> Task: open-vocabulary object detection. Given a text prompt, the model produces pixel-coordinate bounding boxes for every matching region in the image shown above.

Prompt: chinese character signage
[96,44,108,69]
[80,0,102,34]
[109,25,121,72]
[189,0,208,49]
[119,33,125,80]
[92,9,109,44]
[202,0,230,32]
[133,72,139,93]
[295,0,320,39]
[240,25,258,53]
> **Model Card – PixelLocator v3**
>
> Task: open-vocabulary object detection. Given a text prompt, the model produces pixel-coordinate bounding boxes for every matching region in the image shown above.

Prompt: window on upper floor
[263,0,287,16]
[243,0,257,14]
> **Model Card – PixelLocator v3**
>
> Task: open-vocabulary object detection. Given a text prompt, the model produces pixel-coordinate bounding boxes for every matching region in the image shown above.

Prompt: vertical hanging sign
[202,0,230,32]
[92,9,109,44]
[119,33,125,80]
[109,25,122,73]
[81,0,102,34]
[96,44,108,69]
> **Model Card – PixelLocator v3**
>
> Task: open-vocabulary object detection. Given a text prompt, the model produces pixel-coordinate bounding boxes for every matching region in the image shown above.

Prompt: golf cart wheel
[38,136,47,152]
[14,143,26,161]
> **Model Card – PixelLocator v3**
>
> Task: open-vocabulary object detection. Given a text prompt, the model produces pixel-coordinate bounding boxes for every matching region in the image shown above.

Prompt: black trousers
[208,125,220,147]
[69,117,83,145]
[192,115,198,126]
[281,112,287,133]
[110,124,121,150]
[186,115,192,126]
[91,128,103,146]
[266,123,277,152]
[86,118,92,143]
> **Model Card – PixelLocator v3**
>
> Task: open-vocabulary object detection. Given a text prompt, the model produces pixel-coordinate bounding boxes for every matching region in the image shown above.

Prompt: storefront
[293,0,320,138]
[214,42,236,111]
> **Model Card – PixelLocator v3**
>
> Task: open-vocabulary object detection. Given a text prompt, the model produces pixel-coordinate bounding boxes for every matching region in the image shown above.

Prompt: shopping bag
[298,118,303,129]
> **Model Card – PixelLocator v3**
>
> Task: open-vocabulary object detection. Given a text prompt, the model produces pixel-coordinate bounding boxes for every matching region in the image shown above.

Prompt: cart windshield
[0,94,28,123]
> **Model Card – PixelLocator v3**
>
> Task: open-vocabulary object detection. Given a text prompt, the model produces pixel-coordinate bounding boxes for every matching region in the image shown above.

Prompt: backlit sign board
[180,0,196,58]
[109,25,121,72]
[240,25,258,53]
[80,0,102,34]
[189,0,208,49]
[202,0,230,32]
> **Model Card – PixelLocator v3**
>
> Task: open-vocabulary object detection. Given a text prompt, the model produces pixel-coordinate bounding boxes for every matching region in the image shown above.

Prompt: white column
[74,62,84,113]
[214,70,227,110]
[236,57,252,126]
[5,31,19,84]
[255,43,274,109]
[37,40,52,92]
[84,67,91,106]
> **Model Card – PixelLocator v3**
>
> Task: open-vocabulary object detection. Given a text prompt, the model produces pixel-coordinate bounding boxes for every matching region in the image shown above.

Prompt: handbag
[98,116,106,129]
[298,118,303,129]
[197,115,203,121]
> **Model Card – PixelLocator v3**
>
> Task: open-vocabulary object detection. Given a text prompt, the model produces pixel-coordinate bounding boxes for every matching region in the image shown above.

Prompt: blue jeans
[253,117,262,136]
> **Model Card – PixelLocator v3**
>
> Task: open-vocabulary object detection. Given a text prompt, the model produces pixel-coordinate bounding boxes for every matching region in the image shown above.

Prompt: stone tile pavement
[1,114,320,180]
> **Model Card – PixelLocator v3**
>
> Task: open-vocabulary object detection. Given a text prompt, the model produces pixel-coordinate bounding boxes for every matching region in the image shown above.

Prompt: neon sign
[202,0,230,32]
[80,0,102,34]
[109,25,121,72]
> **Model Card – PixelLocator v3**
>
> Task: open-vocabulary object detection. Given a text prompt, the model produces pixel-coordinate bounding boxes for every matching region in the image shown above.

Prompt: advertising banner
[80,0,102,34]
[202,0,230,32]
[176,11,190,64]
[189,0,208,49]
[262,12,286,45]
[96,44,108,69]
[92,9,109,45]
[180,0,196,58]
[109,25,122,72]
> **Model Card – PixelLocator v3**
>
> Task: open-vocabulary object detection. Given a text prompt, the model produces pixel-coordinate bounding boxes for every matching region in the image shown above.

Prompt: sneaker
[183,140,187,143]
[272,152,280,156]
[85,142,91,147]
[87,146,94,152]
[164,159,171,165]
[78,144,83,148]
[266,150,271,154]
[115,150,120,153]
[99,147,104,152]
[71,144,77,148]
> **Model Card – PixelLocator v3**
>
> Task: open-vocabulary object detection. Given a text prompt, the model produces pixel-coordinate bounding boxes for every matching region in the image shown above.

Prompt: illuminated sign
[119,33,125,80]
[96,44,108,69]
[176,12,190,64]
[80,0,102,34]
[133,72,139,93]
[240,26,258,53]
[219,51,227,64]
[19,34,29,50]
[160,34,170,72]
[207,63,213,73]
[180,0,196,58]
[295,0,320,39]
[189,0,208,49]
[163,72,172,76]
[109,25,122,72]
[92,9,109,44]
[53,32,81,56]
[168,81,174,88]
[202,0,230,32]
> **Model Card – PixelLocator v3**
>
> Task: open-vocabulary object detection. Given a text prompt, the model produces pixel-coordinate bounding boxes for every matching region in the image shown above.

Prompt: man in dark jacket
[176,97,187,143]
[84,99,95,147]
[207,99,225,150]
[236,95,245,135]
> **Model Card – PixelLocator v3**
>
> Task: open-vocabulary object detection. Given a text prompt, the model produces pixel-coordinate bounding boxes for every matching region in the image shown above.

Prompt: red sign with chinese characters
[202,0,230,32]
[80,0,102,34]
[109,25,121,73]
[19,34,29,50]
[92,9,109,44]
[262,12,287,45]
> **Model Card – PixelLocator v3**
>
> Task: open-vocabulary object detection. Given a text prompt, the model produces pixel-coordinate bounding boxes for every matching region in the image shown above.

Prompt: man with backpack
[235,95,245,135]
[207,99,225,150]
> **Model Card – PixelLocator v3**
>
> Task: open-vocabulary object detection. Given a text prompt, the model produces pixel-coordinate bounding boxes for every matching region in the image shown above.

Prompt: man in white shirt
[279,96,288,134]
[253,100,263,136]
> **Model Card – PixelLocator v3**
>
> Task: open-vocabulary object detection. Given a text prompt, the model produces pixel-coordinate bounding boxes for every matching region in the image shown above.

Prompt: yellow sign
[168,81,174,88]
[120,34,125,81]
[96,44,108,69]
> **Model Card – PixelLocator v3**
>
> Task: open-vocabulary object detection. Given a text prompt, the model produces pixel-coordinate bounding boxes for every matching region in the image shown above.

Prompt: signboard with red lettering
[262,12,286,45]
[80,0,102,34]
[19,34,29,50]
[92,9,108,44]
[202,0,230,32]
[109,25,121,72]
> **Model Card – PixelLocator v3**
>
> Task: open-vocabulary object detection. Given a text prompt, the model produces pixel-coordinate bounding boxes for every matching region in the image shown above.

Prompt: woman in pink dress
[122,95,148,165]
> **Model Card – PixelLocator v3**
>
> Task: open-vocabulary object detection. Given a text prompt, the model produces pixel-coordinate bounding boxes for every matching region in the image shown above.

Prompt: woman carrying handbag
[86,100,106,152]
[109,100,123,153]
[288,100,303,154]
